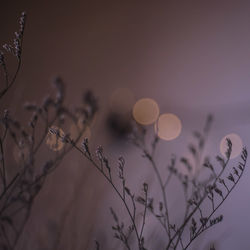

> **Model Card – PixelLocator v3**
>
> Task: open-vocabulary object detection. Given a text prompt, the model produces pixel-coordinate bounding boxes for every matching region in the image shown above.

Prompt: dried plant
[0,12,26,99]
[72,115,247,250]
[0,13,97,250]
[0,13,248,250]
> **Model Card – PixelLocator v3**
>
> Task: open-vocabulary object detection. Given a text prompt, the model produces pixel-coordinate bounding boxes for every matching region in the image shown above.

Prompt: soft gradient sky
[1,1,250,249]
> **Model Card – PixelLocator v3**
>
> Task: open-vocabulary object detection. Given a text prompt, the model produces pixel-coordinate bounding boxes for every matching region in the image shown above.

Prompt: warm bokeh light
[132,98,159,125]
[46,126,65,151]
[155,113,182,141]
[220,133,243,159]
[109,88,135,114]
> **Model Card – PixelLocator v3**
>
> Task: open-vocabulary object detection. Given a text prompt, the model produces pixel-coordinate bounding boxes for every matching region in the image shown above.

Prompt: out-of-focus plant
[0,12,247,250]
[0,13,97,249]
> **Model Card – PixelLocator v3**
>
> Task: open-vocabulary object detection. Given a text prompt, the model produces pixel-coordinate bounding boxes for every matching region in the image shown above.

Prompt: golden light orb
[46,126,65,151]
[155,113,182,141]
[220,133,243,159]
[132,98,159,125]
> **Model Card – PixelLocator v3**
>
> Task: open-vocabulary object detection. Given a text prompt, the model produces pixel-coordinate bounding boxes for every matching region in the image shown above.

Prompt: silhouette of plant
[0,13,97,249]
[0,12,247,250]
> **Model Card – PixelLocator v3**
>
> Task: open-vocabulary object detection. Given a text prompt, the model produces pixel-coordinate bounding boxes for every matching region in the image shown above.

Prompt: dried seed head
[3,44,11,53]
[19,12,27,34]
[82,137,91,157]
[227,173,235,183]
[96,145,104,161]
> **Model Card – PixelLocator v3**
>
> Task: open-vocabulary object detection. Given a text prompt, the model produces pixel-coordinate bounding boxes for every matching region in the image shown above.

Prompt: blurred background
[1,0,250,249]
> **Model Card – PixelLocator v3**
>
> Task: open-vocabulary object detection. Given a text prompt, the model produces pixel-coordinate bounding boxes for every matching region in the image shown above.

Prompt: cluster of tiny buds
[13,37,21,59]
[19,12,26,35]
[2,12,26,60]
[96,145,104,161]
[48,127,60,136]
[82,138,91,157]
